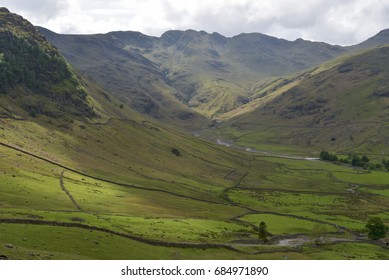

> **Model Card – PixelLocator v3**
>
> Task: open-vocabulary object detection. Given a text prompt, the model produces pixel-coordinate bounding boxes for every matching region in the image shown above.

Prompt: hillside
[348,29,389,51]
[0,8,96,119]
[213,46,389,156]
[36,27,206,125]
[38,27,352,119]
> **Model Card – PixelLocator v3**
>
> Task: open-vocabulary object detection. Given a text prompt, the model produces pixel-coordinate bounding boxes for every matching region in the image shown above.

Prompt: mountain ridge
[37,25,389,120]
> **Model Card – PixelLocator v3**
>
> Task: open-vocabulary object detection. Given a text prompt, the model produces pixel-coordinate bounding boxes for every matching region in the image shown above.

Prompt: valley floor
[0,118,389,260]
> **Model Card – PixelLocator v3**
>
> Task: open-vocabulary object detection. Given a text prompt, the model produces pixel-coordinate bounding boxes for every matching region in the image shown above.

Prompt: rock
[4,244,14,249]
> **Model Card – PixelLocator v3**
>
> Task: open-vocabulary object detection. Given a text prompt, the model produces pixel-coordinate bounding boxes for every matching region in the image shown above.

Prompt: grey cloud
[2,0,389,45]
[183,0,389,45]
[2,0,70,21]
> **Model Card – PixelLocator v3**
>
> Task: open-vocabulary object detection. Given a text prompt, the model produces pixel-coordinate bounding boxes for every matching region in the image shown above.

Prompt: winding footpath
[59,171,84,212]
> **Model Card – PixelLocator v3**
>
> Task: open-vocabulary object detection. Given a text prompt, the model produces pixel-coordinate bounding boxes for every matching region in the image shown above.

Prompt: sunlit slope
[1,115,248,203]
[214,46,389,155]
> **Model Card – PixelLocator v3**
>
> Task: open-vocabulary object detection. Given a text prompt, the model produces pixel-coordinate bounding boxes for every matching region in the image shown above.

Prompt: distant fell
[37,28,355,118]
[38,27,205,125]
[349,29,389,51]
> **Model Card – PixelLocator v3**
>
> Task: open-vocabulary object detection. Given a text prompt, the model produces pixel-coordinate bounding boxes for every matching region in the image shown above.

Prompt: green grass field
[1,117,388,260]
[240,213,336,235]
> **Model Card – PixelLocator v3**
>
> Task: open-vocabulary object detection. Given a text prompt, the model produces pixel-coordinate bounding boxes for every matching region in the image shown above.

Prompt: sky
[2,0,389,46]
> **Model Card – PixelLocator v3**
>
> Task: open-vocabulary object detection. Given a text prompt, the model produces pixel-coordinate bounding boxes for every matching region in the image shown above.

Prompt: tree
[365,217,387,240]
[320,151,337,162]
[351,155,366,167]
[258,221,270,243]
[383,159,389,171]
[310,224,327,245]
[361,155,370,163]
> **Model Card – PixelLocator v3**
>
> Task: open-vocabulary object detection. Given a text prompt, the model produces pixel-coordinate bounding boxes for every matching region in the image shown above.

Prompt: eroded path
[59,171,84,212]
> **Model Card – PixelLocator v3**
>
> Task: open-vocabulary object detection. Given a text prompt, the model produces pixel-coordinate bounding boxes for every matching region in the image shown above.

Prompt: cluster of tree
[350,154,370,168]
[365,217,387,240]
[320,151,389,171]
[319,151,338,162]
[382,159,389,170]
[0,31,73,94]
[0,31,96,118]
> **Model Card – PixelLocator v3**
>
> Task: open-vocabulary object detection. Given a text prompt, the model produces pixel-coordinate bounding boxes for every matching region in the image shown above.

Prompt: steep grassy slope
[213,46,389,156]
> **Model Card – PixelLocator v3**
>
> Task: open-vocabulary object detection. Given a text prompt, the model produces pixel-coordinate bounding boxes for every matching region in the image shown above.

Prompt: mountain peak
[376,28,389,37]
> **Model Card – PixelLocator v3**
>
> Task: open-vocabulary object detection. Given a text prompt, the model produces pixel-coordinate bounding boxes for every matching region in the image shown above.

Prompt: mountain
[37,27,352,119]
[0,8,96,119]
[36,27,206,125]
[213,45,389,155]
[348,29,389,51]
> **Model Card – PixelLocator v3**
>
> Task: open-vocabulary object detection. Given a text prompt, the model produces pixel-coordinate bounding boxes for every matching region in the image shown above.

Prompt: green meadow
[1,118,388,260]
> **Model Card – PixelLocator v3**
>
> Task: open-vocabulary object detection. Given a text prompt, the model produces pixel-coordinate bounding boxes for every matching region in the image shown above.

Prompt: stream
[215,138,319,161]
[276,236,355,247]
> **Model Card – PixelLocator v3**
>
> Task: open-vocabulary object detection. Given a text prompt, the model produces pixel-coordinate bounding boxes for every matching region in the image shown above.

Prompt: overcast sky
[2,0,389,45]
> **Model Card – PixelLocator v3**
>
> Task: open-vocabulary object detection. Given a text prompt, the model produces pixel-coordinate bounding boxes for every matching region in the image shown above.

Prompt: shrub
[171,148,181,157]
[365,217,387,240]
[319,151,337,162]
